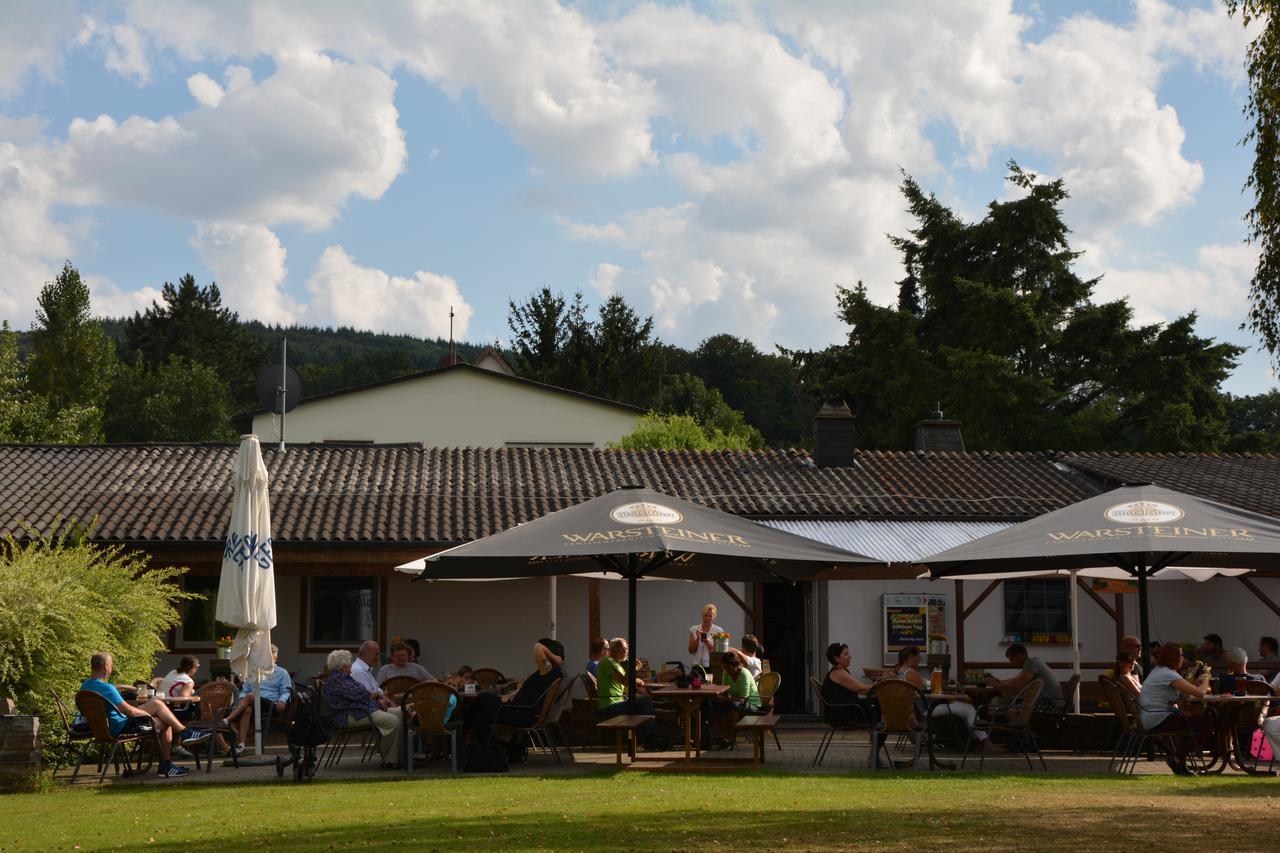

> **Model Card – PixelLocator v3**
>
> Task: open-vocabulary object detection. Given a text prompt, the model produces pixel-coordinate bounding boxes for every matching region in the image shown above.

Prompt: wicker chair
[808,676,873,767]
[964,678,1047,770]
[191,680,241,773]
[869,678,926,770]
[755,671,783,751]
[71,690,160,783]
[380,676,419,706]
[403,681,461,775]
[472,668,507,692]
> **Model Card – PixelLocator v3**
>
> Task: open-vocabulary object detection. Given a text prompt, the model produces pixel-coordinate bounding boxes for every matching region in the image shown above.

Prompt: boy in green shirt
[712,651,761,749]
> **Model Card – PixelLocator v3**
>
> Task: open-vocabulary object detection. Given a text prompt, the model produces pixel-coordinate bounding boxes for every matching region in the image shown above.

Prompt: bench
[596,715,654,765]
[734,713,781,768]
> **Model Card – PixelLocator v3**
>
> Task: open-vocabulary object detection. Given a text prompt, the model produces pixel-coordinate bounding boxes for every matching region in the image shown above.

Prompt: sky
[0,0,1272,394]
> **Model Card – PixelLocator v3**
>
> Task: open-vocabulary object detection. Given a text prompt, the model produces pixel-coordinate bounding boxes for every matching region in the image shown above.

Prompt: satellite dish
[256,363,302,414]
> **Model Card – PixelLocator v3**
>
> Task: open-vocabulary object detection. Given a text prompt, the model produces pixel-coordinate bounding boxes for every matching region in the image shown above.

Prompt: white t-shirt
[158,670,194,696]
[689,623,725,667]
[741,654,763,679]
[351,657,382,696]
[1137,665,1183,730]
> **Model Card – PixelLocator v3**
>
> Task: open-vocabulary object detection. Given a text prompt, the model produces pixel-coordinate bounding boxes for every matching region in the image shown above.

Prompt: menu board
[883,594,947,664]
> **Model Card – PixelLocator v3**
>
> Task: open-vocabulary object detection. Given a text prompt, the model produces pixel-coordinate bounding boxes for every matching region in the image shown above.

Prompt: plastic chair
[964,678,1047,770]
[869,678,926,770]
[808,676,873,767]
[403,681,460,775]
[755,671,783,751]
[71,691,160,783]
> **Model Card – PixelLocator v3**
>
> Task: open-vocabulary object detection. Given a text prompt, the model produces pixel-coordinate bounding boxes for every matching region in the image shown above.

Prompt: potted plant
[216,634,234,659]
[712,631,731,653]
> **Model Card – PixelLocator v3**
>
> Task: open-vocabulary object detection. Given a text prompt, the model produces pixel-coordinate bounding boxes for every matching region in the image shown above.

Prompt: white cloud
[0,1,80,96]
[304,246,473,338]
[588,262,622,297]
[1092,242,1257,326]
[86,273,162,319]
[78,18,152,83]
[191,222,298,324]
[0,142,72,323]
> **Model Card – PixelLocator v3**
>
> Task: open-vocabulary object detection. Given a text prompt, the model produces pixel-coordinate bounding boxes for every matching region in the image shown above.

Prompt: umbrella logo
[1103,501,1184,524]
[609,502,683,526]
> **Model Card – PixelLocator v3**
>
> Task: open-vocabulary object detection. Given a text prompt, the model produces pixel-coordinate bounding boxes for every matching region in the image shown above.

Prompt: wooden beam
[962,580,1001,621]
[1075,576,1116,620]
[1114,593,1125,654]
[588,578,602,643]
[717,581,756,624]
[1238,576,1280,620]
[954,580,965,683]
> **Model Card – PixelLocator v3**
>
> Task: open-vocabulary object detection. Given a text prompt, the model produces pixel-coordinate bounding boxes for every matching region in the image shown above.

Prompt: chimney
[813,401,855,467]
[914,402,964,452]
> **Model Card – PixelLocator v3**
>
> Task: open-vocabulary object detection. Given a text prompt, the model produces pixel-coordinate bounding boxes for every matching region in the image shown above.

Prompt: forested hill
[101,319,488,399]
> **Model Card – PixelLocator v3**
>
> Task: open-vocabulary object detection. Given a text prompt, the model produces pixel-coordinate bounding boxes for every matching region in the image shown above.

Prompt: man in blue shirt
[224,644,293,753]
[74,651,209,778]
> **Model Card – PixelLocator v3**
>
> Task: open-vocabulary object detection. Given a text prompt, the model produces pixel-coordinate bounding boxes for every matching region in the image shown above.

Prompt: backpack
[287,686,329,748]
[1250,728,1274,763]
[464,741,509,773]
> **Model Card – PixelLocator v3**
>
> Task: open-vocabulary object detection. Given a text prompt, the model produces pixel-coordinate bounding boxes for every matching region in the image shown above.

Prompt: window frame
[1001,578,1072,642]
[299,576,387,653]
[168,574,229,653]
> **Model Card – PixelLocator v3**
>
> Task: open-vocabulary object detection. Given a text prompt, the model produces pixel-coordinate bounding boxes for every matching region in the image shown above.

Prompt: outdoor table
[1186,694,1276,776]
[922,692,972,770]
[125,694,202,707]
[646,683,730,763]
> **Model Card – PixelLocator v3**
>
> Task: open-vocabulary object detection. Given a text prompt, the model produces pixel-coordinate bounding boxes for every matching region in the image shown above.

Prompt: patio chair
[488,677,562,763]
[71,690,160,783]
[581,671,598,700]
[191,680,241,773]
[535,674,580,764]
[403,681,461,775]
[964,678,1047,771]
[808,676,873,767]
[472,668,507,692]
[1112,687,1205,774]
[316,681,380,768]
[51,690,94,748]
[1036,673,1081,747]
[869,678,926,770]
[755,671,783,751]
[1097,676,1136,772]
[380,676,419,706]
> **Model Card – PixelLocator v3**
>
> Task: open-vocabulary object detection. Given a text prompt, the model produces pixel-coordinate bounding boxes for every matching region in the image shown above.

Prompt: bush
[0,527,193,769]
[610,413,759,451]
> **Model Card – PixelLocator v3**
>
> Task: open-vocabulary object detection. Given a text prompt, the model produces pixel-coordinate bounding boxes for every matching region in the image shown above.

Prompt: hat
[1228,646,1248,665]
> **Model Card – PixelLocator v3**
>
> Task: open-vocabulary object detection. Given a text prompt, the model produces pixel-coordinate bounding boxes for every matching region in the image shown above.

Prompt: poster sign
[1090,578,1137,595]
[883,594,947,664]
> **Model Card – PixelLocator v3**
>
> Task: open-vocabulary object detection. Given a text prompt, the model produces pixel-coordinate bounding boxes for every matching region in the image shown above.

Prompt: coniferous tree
[27,262,115,417]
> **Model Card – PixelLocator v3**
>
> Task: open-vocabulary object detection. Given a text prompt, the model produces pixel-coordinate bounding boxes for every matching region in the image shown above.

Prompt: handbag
[1249,728,1274,763]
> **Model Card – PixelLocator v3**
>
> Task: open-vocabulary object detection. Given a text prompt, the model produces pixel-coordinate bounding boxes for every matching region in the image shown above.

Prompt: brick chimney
[914,402,964,452]
[812,401,855,467]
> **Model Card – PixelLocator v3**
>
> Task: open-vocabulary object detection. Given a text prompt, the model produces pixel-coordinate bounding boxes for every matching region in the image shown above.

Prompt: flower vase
[217,647,230,660]
[714,638,729,653]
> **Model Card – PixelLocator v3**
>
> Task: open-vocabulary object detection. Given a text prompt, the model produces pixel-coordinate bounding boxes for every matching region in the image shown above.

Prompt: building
[237,358,644,448]
[4,438,1278,713]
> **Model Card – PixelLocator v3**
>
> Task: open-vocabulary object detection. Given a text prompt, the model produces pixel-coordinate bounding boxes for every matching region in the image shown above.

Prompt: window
[305,577,382,649]
[173,576,231,650]
[1002,579,1071,642]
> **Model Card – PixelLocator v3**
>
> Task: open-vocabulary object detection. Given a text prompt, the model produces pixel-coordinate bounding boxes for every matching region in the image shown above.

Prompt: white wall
[250,368,641,448]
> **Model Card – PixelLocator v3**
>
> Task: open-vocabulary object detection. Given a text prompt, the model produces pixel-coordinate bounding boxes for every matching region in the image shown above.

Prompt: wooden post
[954,580,965,683]
[1114,593,1124,653]
[588,577,602,644]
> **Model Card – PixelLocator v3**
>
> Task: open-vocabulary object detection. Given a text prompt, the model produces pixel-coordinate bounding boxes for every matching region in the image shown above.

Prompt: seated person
[585,638,608,676]
[712,651,761,748]
[223,644,293,754]
[821,643,875,727]
[1137,642,1213,775]
[158,656,201,722]
[1113,652,1142,699]
[74,651,209,778]
[1199,633,1231,672]
[985,644,1064,713]
[465,640,564,744]
[351,640,384,698]
[1218,646,1266,694]
[596,637,654,717]
[1119,635,1145,678]
[727,635,764,679]
[894,646,988,747]
[1257,636,1279,663]
[321,649,404,769]
[404,638,422,663]
[446,665,476,690]
[378,641,433,687]
[1262,669,1280,760]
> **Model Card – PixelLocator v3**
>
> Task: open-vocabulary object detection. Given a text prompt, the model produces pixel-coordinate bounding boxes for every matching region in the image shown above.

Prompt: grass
[3,771,1277,851]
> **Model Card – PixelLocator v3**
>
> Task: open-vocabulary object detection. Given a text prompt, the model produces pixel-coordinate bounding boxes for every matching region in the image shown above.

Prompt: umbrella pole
[1069,570,1080,713]
[1137,563,1151,683]
[627,566,638,717]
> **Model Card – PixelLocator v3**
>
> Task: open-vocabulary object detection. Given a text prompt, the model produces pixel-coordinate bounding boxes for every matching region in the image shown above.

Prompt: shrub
[0,526,193,769]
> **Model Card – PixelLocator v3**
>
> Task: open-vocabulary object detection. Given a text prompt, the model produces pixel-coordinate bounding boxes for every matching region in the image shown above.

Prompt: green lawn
[5,772,1277,851]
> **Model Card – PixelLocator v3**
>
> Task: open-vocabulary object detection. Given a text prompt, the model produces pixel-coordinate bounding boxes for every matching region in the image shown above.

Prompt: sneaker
[180,729,211,746]
[230,744,247,757]
[159,764,190,778]
[171,745,192,759]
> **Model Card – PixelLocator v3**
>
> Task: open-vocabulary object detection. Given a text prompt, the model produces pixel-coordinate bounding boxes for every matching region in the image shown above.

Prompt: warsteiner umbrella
[918,484,1280,679]
[414,486,876,711]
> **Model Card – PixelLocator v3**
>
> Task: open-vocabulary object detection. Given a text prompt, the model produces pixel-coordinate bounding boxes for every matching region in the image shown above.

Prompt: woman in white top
[687,603,723,669]
[893,646,986,744]
[158,656,199,698]
[1137,641,1212,774]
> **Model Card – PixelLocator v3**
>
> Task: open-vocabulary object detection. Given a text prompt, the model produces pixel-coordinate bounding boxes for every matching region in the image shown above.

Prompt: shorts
[73,716,152,737]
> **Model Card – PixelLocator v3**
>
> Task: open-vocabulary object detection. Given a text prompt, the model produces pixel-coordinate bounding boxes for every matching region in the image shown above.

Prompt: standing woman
[688,603,723,669]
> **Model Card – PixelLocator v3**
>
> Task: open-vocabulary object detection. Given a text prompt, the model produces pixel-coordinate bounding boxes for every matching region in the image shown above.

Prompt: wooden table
[647,683,730,763]
[124,693,202,707]
[1186,694,1275,776]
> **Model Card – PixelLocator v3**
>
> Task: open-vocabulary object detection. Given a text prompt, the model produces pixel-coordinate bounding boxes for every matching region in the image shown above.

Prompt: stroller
[275,684,328,783]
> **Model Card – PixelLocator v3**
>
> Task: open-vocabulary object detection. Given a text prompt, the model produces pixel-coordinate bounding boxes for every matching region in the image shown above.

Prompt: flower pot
[714,638,729,653]
[216,647,231,660]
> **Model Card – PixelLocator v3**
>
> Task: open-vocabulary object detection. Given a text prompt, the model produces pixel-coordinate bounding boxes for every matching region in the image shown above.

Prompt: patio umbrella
[917,484,1280,680]
[215,435,277,758]
[413,486,876,711]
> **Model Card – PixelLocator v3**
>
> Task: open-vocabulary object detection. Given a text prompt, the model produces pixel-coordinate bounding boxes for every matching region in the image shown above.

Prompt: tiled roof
[0,444,1099,545]
[1058,452,1280,519]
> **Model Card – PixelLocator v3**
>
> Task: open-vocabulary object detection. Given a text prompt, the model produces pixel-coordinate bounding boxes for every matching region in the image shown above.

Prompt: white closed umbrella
[215,435,277,759]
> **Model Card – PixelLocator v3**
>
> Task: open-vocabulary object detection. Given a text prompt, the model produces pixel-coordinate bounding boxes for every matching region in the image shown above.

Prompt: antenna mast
[449,306,456,361]
[278,337,287,453]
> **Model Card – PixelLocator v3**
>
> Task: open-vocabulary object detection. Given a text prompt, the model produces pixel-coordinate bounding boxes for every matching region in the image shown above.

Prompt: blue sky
[0,0,1271,394]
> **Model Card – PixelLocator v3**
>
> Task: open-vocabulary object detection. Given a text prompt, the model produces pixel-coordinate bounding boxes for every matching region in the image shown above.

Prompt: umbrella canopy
[215,435,277,685]
[415,486,876,710]
[918,484,1280,678]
